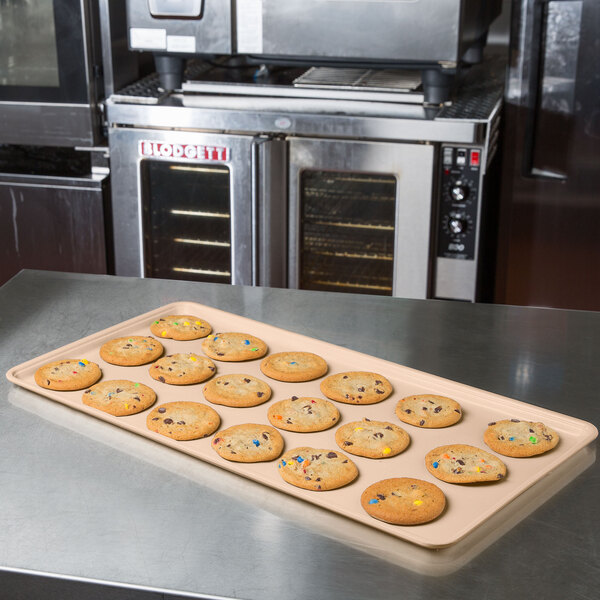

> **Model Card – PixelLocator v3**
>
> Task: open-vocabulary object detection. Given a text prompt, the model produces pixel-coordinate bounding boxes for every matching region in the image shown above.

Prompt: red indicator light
[470,150,480,167]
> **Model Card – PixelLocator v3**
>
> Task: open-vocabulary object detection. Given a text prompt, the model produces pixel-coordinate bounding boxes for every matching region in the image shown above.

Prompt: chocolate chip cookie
[146,401,220,441]
[211,424,284,462]
[260,351,328,383]
[395,394,463,428]
[201,332,268,362]
[335,418,410,458]
[277,447,358,491]
[35,358,101,391]
[320,371,393,405]
[267,396,340,432]
[149,353,216,385]
[150,315,212,340]
[484,419,559,457]
[203,374,271,407]
[83,380,156,416]
[100,336,163,366]
[425,444,507,484]
[361,478,446,525]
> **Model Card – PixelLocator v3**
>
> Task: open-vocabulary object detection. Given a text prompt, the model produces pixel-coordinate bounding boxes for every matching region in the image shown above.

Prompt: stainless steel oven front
[109,124,495,301]
[288,138,434,298]
[109,127,287,286]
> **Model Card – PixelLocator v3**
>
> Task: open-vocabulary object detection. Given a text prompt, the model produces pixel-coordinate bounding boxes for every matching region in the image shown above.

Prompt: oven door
[109,127,286,287]
[288,137,435,299]
[0,0,102,146]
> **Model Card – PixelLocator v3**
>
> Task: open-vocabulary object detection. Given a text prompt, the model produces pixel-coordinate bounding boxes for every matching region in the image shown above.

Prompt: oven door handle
[251,136,287,288]
[522,0,581,181]
[251,137,262,287]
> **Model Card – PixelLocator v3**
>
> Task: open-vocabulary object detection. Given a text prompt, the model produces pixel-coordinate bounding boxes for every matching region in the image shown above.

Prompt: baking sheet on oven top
[6,301,598,549]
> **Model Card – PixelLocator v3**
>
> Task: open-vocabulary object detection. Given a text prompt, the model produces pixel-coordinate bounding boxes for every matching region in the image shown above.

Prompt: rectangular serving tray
[6,301,598,549]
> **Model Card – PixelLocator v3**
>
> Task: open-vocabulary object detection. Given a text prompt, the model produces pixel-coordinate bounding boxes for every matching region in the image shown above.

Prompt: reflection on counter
[9,385,596,576]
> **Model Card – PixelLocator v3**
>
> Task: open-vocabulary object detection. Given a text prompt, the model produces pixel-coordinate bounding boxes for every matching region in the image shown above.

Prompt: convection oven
[107,55,503,301]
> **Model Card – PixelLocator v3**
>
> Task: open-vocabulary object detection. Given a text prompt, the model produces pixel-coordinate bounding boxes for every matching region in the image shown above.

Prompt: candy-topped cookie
[35,359,101,391]
[100,336,163,366]
[201,332,267,362]
[149,353,216,385]
[425,444,507,484]
[361,478,446,525]
[484,419,559,457]
[395,394,462,428]
[277,447,358,491]
[267,396,340,432]
[83,380,156,416]
[335,418,410,459]
[146,401,220,440]
[212,424,284,462]
[260,352,328,382]
[320,371,393,405]
[150,315,212,340]
[203,374,271,407]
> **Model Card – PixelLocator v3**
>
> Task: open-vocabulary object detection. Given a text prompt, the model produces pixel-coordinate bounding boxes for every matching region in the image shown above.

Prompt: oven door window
[141,160,232,284]
[0,0,88,102]
[300,170,397,295]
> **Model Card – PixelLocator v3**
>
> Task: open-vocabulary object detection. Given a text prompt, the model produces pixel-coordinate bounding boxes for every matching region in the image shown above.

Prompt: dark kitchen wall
[494,0,600,311]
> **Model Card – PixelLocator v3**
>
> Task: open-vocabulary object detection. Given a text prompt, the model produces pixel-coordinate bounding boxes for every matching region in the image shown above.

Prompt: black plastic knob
[448,217,466,234]
[450,181,469,202]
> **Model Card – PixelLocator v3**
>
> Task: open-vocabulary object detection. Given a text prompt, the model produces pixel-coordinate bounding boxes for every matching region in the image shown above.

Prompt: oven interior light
[170,209,230,218]
[173,238,231,247]
[311,250,393,261]
[168,165,229,174]
[172,267,231,277]
[312,220,394,231]
[311,279,392,292]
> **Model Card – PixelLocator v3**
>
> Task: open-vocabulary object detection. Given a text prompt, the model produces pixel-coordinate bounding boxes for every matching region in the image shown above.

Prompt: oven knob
[450,180,469,202]
[448,215,468,234]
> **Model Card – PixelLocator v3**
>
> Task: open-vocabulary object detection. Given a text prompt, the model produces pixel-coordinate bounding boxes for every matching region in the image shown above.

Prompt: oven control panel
[437,146,481,260]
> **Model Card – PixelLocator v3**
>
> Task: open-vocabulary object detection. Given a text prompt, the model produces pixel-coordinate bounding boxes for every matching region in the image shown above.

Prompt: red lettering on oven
[139,141,229,161]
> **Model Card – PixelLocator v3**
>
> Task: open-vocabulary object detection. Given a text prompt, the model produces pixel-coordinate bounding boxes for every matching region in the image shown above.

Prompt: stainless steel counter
[1,270,598,600]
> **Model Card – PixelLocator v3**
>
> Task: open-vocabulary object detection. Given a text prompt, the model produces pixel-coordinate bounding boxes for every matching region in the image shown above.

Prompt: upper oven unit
[126,0,502,103]
[0,0,141,147]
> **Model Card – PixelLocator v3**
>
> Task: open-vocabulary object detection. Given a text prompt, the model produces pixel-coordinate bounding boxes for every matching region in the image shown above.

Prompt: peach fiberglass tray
[6,301,598,549]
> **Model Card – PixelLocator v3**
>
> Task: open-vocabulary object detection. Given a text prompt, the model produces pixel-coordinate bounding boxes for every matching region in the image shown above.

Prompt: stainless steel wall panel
[0,102,97,147]
[0,174,108,286]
